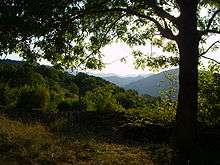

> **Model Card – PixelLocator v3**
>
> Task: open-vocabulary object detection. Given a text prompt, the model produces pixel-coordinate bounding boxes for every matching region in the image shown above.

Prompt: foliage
[116,90,140,109]
[125,101,176,127]
[16,85,50,112]
[74,72,110,96]
[198,62,220,125]
[82,85,125,112]
[1,0,219,69]
[57,99,80,112]
[158,70,178,100]
[0,83,16,108]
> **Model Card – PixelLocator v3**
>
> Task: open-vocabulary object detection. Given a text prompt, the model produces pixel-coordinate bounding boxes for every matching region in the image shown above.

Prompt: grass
[0,115,161,165]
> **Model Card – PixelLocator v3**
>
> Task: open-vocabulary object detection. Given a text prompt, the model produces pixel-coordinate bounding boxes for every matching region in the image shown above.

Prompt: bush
[82,85,125,112]
[125,100,176,127]
[198,63,220,125]
[16,86,50,112]
[0,83,18,109]
[57,99,80,112]
[0,83,12,106]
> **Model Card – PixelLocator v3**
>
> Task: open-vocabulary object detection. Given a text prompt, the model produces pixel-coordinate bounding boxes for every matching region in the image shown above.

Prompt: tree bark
[176,1,200,164]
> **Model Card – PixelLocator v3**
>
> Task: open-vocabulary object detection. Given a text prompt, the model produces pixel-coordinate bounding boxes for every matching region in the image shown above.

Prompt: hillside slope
[125,69,179,97]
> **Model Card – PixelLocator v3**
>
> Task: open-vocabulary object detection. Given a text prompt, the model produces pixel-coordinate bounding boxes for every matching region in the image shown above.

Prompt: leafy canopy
[0,0,220,69]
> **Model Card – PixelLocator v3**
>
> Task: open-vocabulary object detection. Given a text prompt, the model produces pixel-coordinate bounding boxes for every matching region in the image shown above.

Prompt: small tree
[82,85,124,112]
[17,86,50,112]
[198,62,220,125]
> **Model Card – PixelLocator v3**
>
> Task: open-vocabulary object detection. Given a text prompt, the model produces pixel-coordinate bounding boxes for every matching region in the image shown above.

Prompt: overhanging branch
[204,29,220,35]
[73,5,177,41]
[151,5,179,27]
[124,8,176,40]
[199,40,220,57]
[201,55,220,64]
[139,0,179,27]
[200,9,220,36]
[76,14,126,68]
[206,9,220,32]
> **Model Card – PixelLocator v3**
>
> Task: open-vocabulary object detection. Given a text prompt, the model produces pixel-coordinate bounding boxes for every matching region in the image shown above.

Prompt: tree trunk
[176,1,200,164]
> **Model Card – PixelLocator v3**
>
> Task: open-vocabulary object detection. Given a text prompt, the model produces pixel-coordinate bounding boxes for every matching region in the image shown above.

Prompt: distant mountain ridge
[0,59,22,65]
[1,59,178,97]
[102,75,145,87]
[124,69,179,97]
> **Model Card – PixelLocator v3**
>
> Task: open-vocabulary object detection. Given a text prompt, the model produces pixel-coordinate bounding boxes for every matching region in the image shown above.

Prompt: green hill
[0,60,156,113]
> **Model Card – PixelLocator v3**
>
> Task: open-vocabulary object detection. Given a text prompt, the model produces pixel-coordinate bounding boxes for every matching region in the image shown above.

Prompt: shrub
[0,83,18,109]
[125,100,176,127]
[82,85,125,112]
[16,86,50,112]
[57,99,80,112]
[0,83,12,106]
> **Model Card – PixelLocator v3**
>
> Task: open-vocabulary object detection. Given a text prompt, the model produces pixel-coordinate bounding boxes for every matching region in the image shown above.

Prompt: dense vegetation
[0,60,158,114]
[0,60,219,164]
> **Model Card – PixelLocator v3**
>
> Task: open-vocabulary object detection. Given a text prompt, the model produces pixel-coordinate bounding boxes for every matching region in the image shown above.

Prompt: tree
[82,85,124,112]
[198,62,220,125]
[1,0,220,163]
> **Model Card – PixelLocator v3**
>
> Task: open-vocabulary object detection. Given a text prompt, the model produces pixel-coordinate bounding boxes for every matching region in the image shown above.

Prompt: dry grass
[0,116,156,165]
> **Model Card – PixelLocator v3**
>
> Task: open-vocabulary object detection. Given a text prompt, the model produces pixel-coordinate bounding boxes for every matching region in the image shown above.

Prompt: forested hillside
[0,60,157,114]
[0,60,220,164]
[0,60,219,125]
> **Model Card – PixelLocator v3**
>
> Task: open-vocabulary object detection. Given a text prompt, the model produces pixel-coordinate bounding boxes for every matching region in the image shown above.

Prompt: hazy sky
[5,37,220,76]
[6,42,173,76]
[85,37,220,76]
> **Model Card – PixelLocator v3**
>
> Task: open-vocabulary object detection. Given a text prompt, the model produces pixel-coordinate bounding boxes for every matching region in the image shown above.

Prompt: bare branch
[105,55,128,65]
[199,40,220,57]
[201,56,220,64]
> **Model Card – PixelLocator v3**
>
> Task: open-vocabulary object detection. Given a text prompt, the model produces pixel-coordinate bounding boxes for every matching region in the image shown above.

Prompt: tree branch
[199,40,220,57]
[151,5,179,26]
[204,29,220,35]
[75,6,177,40]
[76,14,126,68]
[200,9,220,36]
[201,55,220,64]
[136,0,179,27]
[205,9,220,32]
[125,8,176,40]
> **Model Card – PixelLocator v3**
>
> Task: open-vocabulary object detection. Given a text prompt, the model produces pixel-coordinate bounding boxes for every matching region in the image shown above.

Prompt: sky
[5,38,220,76]
[5,42,175,76]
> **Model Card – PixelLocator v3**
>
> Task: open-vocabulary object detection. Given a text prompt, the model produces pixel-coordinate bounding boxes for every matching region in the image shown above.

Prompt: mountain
[102,75,145,87]
[0,59,22,65]
[124,69,179,97]
[67,70,153,87]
